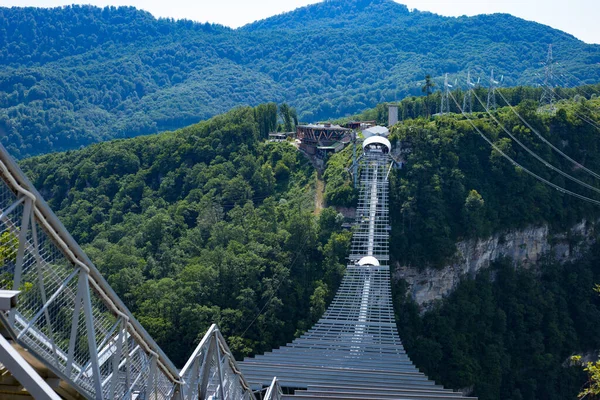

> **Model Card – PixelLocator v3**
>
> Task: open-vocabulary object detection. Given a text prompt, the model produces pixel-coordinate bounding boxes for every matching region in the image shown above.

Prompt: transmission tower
[540,44,555,105]
[463,69,473,114]
[352,130,358,186]
[441,73,450,114]
[487,69,498,110]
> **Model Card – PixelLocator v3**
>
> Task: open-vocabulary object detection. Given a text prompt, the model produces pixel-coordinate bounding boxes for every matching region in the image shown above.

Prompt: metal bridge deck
[239,151,475,399]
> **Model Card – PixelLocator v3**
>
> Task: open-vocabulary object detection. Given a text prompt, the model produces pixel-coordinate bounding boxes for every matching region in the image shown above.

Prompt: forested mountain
[2,0,600,157]
[19,93,600,398]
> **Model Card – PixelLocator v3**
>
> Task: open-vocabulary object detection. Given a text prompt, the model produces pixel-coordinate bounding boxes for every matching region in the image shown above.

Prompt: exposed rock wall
[393,220,596,310]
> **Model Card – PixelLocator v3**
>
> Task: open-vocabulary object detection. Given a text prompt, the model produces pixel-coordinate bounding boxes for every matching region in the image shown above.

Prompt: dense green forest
[325,93,600,398]
[20,103,350,366]
[377,93,600,399]
[395,253,600,400]
[2,0,600,157]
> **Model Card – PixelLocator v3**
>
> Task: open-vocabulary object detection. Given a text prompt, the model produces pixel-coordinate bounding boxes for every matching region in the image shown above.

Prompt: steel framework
[179,324,254,400]
[239,148,477,399]
[0,137,476,399]
[0,143,253,399]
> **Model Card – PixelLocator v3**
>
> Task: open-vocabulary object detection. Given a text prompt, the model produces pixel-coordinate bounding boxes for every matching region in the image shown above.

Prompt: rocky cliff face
[393,220,596,310]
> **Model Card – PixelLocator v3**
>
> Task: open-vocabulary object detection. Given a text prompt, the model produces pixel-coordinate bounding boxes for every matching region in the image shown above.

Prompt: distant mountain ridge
[1,0,599,157]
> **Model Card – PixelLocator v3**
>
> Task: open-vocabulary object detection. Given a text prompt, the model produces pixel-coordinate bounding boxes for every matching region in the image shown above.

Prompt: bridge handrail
[180,323,255,400]
[264,377,283,400]
[0,143,181,397]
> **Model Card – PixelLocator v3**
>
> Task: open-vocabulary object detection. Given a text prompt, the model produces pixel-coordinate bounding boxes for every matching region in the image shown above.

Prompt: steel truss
[239,149,477,399]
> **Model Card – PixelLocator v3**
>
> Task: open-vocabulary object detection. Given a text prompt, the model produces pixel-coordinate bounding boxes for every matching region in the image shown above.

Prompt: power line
[554,62,600,99]
[542,76,600,131]
[447,90,600,206]
[471,89,600,195]
[495,89,600,181]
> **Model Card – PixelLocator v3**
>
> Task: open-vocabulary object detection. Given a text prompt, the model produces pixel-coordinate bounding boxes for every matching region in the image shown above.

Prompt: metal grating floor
[239,150,476,400]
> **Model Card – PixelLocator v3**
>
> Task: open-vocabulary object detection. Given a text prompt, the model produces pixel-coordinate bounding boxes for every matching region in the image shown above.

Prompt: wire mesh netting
[179,326,255,400]
[0,163,176,399]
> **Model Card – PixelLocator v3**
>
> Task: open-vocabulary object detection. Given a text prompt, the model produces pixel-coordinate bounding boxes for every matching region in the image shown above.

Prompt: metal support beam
[0,334,62,400]
[81,272,104,399]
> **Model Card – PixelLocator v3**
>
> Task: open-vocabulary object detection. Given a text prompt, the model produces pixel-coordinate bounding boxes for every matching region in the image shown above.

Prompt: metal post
[11,198,32,326]
[109,318,126,400]
[199,336,216,399]
[146,354,158,400]
[81,272,104,399]
[0,335,62,400]
[66,270,85,378]
[31,214,60,367]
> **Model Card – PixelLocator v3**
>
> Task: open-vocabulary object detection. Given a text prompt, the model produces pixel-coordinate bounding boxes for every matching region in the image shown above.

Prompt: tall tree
[422,74,436,116]
[279,103,294,132]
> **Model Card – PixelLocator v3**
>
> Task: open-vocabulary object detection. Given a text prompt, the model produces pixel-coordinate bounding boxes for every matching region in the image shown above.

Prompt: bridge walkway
[239,148,476,399]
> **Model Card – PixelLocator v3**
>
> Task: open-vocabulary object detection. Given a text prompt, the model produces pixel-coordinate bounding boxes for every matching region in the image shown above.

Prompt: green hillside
[20,93,600,398]
[2,0,600,157]
[20,103,350,366]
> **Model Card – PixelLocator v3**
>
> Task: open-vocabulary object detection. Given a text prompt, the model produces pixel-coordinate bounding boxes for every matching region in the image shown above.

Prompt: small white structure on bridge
[363,135,391,153]
[362,125,389,139]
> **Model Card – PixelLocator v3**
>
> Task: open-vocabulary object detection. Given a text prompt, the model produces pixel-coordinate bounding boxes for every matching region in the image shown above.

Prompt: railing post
[81,271,104,399]
[199,334,216,399]
[109,317,126,400]
[215,330,226,400]
[13,197,32,291]
[30,213,60,367]
[66,269,85,378]
[146,354,158,400]
[9,197,32,327]
[183,349,201,400]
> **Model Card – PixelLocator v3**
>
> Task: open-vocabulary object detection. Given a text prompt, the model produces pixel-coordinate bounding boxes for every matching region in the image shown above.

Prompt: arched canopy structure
[357,256,380,266]
[363,136,391,153]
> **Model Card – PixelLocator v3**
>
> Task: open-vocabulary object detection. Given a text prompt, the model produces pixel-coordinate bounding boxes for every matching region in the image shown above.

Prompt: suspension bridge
[0,130,476,399]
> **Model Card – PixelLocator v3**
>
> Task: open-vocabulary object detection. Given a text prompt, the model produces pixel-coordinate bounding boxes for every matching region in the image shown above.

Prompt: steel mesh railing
[180,324,255,400]
[0,142,276,399]
[0,145,183,399]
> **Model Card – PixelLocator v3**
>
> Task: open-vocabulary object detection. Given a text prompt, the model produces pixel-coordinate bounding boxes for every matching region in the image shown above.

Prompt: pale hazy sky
[1,0,599,44]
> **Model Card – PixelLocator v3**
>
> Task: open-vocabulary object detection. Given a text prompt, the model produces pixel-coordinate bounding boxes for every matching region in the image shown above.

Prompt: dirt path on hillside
[314,174,325,216]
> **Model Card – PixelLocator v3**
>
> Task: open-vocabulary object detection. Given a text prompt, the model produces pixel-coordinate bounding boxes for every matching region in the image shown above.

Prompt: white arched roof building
[357,256,380,266]
[363,136,391,153]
